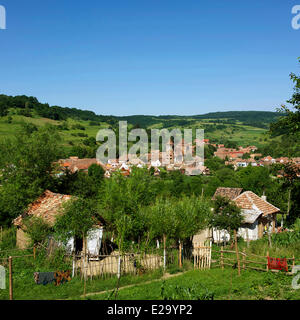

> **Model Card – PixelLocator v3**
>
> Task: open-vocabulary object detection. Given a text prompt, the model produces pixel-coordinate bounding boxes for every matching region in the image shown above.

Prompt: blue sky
[0,0,299,116]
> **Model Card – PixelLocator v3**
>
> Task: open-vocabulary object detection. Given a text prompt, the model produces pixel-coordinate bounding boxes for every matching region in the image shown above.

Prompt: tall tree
[0,127,62,225]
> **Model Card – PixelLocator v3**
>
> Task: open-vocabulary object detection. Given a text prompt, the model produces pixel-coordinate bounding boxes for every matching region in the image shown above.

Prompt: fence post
[179,241,182,268]
[293,255,295,270]
[72,252,75,278]
[221,246,224,270]
[117,255,121,279]
[9,256,13,301]
[163,234,166,271]
[33,246,36,260]
[242,248,246,270]
[234,230,241,276]
[266,250,269,272]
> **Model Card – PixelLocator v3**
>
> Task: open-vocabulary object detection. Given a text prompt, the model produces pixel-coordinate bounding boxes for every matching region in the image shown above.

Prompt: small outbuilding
[13,190,104,255]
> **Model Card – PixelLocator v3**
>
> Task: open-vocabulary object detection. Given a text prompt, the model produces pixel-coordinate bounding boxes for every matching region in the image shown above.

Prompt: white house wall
[65,227,103,255]
[212,221,259,243]
[212,228,230,243]
[238,221,259,241]
[86,227,103,255]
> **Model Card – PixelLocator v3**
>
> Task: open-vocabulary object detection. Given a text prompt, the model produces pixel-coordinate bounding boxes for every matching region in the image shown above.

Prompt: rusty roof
[212,187,243,200]
[13,190,72,227]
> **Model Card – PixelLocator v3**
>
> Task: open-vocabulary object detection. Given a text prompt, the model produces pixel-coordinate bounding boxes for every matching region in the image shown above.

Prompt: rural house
[211,187,280,242]
[13,190,104,255]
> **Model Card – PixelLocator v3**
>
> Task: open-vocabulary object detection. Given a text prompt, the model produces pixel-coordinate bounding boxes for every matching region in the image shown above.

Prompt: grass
[0,256,164,300]
[0,240,300,300]
[82,267,300,300]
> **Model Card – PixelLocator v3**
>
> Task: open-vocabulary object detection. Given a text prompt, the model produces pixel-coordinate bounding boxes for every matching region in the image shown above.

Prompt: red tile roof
[13,190,72,227]
[212,187,243,200]
[233,191,280,216]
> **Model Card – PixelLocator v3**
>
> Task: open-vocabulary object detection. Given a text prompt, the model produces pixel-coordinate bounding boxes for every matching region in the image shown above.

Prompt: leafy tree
[270,58,300,137]
[209,195,243,275]
[54,198,99,245]
[242,153,250,159]
[205,157,226,173]
[0,127,62,225]
[209,196,243,234]
[236,166,271,196]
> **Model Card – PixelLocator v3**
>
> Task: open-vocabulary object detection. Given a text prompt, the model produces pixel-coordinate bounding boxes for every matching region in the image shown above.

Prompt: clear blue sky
[0,0,299,116]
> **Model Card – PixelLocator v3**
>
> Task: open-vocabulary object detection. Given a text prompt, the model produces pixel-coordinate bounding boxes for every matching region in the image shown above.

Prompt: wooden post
[9,256,13,301]
[33,246,36,260]
[117,255,121,279]
[234,230,241,276]
[221,246,224,270]
[72,251,75,278]
[242,248,246,270]
[179,241,182,268]
[83,236,87,297]
[163,234,166,271]
[292,255,295,269]
[266,250,269,272]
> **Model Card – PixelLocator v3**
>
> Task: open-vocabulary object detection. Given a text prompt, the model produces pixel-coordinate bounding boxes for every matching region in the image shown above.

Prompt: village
[0,1,300,304]
[54,138,300,178]
[1,126,299,301]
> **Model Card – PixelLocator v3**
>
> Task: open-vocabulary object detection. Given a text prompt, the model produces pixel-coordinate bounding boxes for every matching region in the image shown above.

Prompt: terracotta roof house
[211,189,280,241]
[234,191,280,239]
[13,190,72,249]
[13,191,104,255]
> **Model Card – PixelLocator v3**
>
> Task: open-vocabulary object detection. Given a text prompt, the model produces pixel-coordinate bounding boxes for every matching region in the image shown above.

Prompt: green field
[0,114,271,150]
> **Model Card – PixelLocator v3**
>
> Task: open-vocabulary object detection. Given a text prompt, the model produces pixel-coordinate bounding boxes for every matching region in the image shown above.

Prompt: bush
[22,216,52,246]
[0,228,16,250]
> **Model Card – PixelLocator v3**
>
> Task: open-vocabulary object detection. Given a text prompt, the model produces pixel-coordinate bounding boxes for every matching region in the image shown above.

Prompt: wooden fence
[0,247,35,300]
[73,250,165,280]
[211,247,300,275]
[193,243,212,270]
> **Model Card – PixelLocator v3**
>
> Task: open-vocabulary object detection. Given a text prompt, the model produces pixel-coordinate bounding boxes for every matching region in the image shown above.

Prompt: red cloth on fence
[267,257,288,272]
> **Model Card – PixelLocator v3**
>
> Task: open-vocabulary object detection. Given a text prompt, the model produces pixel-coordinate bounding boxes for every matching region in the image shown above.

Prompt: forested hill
[0,94,284,129]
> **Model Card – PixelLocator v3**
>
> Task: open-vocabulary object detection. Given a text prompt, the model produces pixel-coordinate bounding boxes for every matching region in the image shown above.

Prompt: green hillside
[0,93,287,155]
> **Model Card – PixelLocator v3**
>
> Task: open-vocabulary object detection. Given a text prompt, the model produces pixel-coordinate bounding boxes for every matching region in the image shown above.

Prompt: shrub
[22,216,52,246]
[0,228,16,250]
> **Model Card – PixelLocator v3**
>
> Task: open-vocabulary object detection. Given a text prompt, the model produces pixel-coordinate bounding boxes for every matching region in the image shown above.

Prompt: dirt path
[81,271,187,298]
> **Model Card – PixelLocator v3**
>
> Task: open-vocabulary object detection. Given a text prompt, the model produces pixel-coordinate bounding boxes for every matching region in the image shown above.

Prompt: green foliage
[22,216,52,246]
[0,228,16,250]
[209,196,243,233]
[270,58,300,137]
[236,166,271,195]
[141,196,211,244]
[242,153,250,159]
[54,198,99,243]
[0,127,63,225]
